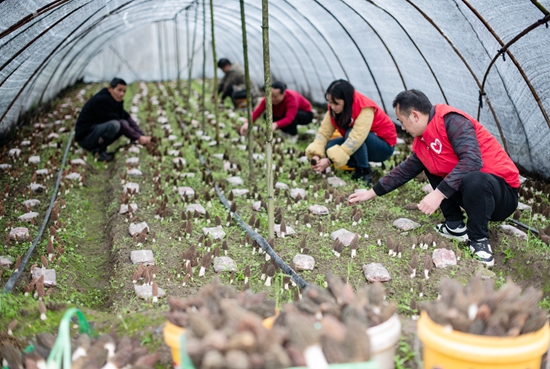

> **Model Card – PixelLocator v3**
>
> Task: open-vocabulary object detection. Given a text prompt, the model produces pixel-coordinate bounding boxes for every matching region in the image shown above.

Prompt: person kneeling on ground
[348,89,519,267]
[75,78,151,162]
[305,79,397,186]
[239,82,313,142]
[215,58,259,108]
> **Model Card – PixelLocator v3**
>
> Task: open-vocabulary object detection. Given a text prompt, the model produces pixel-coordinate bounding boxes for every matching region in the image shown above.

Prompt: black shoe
[435,222,469,242]
[351,167,373,186]
[96,150,114,162]
[468,238,494,267]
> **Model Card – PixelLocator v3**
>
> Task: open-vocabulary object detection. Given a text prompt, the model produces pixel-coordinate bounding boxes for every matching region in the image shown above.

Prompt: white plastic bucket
[367,314,402,369]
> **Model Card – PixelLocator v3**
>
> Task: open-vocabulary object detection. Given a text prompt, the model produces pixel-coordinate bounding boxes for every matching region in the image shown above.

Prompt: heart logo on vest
[430,138,442,154]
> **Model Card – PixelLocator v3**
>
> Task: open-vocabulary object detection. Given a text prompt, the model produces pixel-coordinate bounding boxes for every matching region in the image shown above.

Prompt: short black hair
[392,89,432,115]
[271,81,287,94]
[109,77,127,88]
[217,58,231,68]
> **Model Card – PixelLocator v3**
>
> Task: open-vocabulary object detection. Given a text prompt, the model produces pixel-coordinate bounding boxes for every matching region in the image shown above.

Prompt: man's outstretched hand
[138,135,152,145]
[348,188,377,205]
[239,123,248,136]
[418,189,445,215]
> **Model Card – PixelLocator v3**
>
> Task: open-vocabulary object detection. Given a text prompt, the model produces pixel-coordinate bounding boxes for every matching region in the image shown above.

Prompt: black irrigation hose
[191,144,309,290]
[506,218,539,236]
[214,183,309,290]
[3,131,75,294]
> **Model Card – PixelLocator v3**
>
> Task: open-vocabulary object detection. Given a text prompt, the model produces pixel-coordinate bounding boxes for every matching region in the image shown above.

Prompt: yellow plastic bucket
[418,311,550,369]
[164,320,186,368]
[164,311,280,368]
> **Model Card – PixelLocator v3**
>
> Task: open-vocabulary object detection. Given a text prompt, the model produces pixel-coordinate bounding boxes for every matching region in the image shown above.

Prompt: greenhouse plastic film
[1,0,549,178]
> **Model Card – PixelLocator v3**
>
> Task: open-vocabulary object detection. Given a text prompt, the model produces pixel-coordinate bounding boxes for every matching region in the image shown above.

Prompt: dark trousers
[427,171,518,241]
[275,110,314,136]
[77,119,141,152]
[77,120,121,152]
[325,130,394,169]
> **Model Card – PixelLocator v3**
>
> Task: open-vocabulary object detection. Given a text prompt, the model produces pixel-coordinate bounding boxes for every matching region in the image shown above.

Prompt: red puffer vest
[329,91,397,146]
[412,104,519,188]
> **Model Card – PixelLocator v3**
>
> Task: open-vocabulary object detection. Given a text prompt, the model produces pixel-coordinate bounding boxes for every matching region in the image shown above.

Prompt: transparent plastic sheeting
[1,0,550,178]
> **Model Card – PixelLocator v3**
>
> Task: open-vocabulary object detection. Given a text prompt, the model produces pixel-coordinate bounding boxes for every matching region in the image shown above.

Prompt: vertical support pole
[240,0,254,182]
[187,3,199,112]
[201,0,207,130]
[175,15,182,93]
[262,0,274,239]
[157,22,164,81]
[209,0,220,144]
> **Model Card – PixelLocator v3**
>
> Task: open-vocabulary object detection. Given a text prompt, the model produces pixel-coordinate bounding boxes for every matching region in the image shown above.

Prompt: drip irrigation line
[188,139,309,289]
[3,131,75,294]
[506,218,539,236]
[214,183,309,290]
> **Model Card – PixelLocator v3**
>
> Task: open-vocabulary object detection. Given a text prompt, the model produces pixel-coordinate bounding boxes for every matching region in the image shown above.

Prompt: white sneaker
[468,238,494,267]
[434,222,469,242]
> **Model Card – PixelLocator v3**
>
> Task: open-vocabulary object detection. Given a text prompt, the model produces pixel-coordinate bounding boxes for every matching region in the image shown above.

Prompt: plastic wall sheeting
[1,0,550,179]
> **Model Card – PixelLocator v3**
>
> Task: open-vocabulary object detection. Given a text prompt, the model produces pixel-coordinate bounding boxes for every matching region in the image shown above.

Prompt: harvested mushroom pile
[0,331,158,369]
[423,277,548,336]
[167,273,396,368]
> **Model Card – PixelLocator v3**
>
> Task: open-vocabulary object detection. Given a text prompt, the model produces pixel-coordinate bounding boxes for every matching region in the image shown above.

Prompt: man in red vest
[348,90,519,267]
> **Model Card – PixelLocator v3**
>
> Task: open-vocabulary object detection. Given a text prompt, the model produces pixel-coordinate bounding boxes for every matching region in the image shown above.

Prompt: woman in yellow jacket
[306,80,397,185]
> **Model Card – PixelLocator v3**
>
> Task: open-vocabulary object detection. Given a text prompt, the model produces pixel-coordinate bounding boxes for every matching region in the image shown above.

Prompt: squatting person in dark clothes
[348,89,519,267]
[306,80,397,186]
[239,82,313,142]
[75,78,151,162]
[215,58,259,108]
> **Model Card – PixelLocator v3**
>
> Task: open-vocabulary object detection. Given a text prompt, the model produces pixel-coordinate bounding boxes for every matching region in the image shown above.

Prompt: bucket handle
[179,332,196,369]
[46,307,95,369]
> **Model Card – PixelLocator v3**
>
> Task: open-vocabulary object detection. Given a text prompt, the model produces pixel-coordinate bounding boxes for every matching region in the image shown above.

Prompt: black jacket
[75,88,130,141]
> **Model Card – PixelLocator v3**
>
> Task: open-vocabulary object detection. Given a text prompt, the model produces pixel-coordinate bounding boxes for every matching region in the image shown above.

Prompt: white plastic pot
[367,314,402,369]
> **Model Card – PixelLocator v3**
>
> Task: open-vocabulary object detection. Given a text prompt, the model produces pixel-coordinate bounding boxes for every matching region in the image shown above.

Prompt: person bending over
[305,79,397,185]
[215,58,259,108]
[239,82,313,142]
[348,89,519,267]
[75,78,151,162]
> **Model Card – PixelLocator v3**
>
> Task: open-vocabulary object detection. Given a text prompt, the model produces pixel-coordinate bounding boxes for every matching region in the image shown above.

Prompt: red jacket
[252,89,312,128]
[329,91,396,146]
[413,104,519,188]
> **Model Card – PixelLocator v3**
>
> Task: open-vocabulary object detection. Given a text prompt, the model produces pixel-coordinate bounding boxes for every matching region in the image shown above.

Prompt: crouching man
[75,78,151,162]
[348,90,519,267]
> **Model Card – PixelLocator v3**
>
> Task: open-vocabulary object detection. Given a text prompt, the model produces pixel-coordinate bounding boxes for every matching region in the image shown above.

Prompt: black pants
[427,171,518,241]
[275,110,314,136]
[77,120,121,152]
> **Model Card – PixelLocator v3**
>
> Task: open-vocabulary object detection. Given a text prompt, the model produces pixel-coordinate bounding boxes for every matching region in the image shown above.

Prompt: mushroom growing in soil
[424,256,433,280]
[38,300,47,320]
[264,264,276,287]
[349,235,359,258]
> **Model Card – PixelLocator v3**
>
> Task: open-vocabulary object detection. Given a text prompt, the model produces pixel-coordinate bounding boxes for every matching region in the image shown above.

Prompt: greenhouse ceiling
[1,0,549,178]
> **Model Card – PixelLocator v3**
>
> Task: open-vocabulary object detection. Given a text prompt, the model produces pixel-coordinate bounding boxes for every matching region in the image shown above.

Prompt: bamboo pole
[261,0,274,239]
[201,0,206,130]
[175,15,182,93]
[187,3,199,112]
[157,22,164,81]
[209,0,220,144]
[240,0,254,182]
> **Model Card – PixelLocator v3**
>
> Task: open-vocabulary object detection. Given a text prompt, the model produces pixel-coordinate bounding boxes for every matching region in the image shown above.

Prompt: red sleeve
[275,94,298,129]
[252,98,266,122]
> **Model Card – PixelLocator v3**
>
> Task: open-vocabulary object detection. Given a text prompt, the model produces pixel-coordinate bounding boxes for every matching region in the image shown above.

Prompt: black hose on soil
[194,147,309,289]
[214,183,309,290]
[3,131,75,294]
